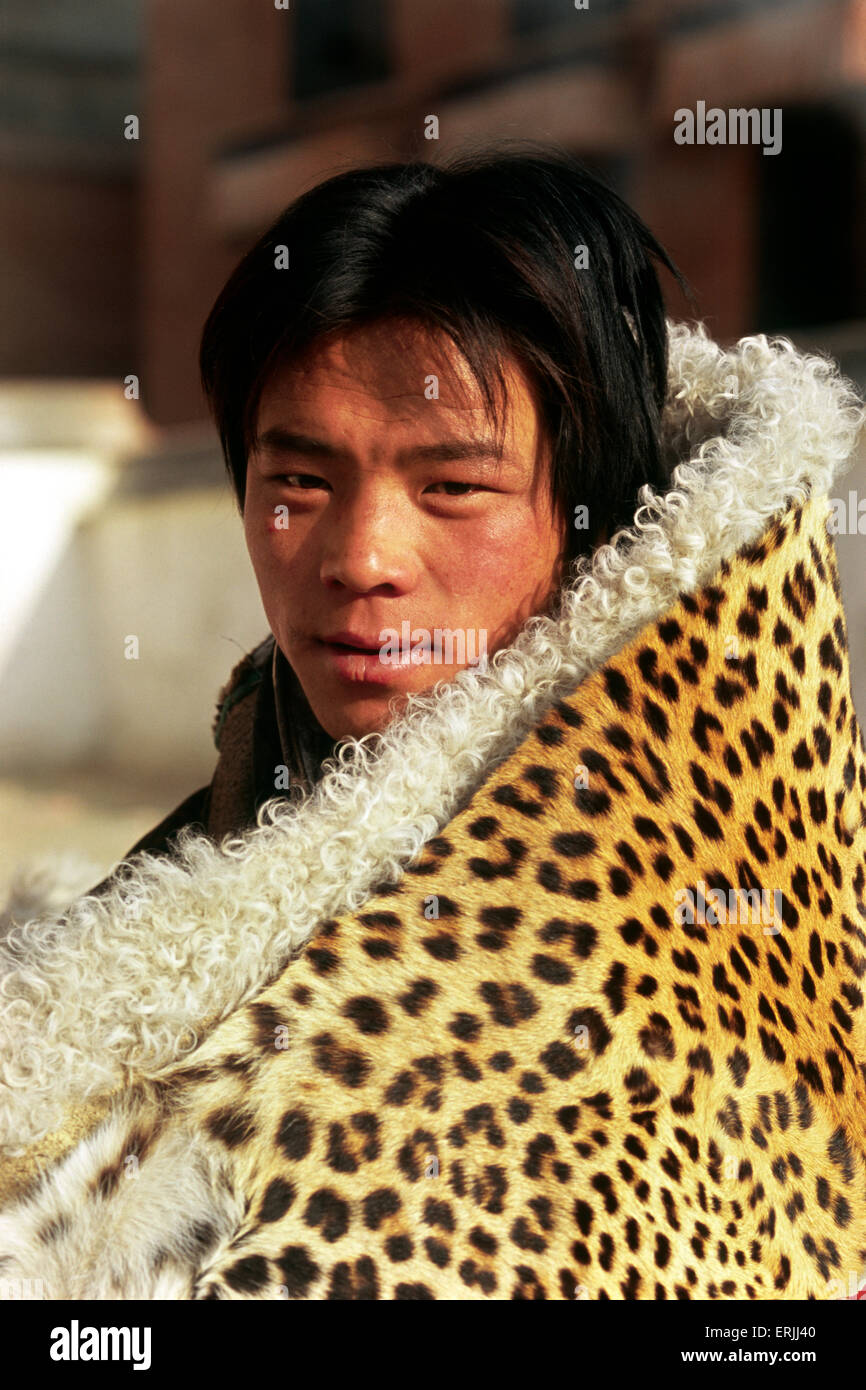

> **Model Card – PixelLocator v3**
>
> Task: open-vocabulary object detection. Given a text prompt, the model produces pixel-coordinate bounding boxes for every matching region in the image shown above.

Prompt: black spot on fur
[206,1108,257,1149]
[604,667,631,711]
[342,996,389,1035]
[249,1000,290,1051]
[303,1188,350,1243]
[398,978,439,1016]
[531,954,572,985]
[275,1245,320,1298]
[276,1108,313,1161]
[479,981,540,1027]
[362,1188,402,1230]
[254,1176,295,1229]
[311,1032,371,1088]
[568,1006,612,1056]
[224,1255,270,1294]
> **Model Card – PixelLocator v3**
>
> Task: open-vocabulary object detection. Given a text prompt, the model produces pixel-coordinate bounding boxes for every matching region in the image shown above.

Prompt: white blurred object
[0,850,104,937]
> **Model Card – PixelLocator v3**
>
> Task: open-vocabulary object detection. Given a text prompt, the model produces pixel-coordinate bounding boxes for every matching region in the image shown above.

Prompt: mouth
[324,640,380,653]
[315,636,408,685]
[319,631,384,652]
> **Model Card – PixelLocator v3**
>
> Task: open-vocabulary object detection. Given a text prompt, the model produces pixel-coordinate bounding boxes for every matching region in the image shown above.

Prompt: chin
[300,661,463,742]
[320,698,404,742]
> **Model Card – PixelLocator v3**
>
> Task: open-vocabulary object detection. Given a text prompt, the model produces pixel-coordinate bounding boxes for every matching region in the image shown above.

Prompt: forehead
[255,318,537,432]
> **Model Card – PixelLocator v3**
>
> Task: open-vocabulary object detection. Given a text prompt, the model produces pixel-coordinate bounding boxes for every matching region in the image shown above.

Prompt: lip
[320,630,385,650]
[315,632,419,685]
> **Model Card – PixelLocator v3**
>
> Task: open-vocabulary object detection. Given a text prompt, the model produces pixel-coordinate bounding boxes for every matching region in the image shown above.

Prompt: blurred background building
[1,0,865,888]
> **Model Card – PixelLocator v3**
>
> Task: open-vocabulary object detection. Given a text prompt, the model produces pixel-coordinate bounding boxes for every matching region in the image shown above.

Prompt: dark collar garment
[271,641,338,808]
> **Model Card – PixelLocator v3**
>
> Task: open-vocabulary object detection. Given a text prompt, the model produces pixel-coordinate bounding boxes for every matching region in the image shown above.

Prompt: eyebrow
[253,427,508,469]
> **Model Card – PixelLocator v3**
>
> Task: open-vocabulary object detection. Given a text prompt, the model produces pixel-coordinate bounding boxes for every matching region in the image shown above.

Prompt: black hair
[199,140,687,568]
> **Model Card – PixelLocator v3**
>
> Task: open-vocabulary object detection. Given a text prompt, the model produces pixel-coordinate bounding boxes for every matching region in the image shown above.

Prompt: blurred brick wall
[141,0,288,425]
[0,166,136,376]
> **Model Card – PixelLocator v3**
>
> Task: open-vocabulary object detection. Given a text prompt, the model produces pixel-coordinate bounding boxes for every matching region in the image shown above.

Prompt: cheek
[245,489,296,554]
[443,504,559,599]
[243,505,267,575]
[243,498,300,609]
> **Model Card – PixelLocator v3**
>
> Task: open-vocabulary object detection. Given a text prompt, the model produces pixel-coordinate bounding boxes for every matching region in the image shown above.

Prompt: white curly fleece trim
[1,321,863,1152]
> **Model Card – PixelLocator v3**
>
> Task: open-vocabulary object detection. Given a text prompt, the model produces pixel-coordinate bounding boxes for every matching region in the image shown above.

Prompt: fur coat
[1,321,865,1301]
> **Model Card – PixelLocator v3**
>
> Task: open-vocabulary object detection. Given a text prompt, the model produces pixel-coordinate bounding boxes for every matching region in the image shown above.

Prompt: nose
[319,482,416,594]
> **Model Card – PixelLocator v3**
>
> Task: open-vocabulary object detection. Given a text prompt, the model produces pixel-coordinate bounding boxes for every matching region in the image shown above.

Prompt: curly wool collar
[1,320,863,1156]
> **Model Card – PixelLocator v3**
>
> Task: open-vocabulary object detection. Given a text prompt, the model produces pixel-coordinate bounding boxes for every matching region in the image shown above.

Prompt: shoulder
[123,784,212,860]
[95,636,276,890]
[212,635,275,751]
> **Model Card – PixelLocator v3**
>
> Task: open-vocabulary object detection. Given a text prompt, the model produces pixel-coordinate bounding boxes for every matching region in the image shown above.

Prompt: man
[2,145,865,1302]
[119,145,678,862]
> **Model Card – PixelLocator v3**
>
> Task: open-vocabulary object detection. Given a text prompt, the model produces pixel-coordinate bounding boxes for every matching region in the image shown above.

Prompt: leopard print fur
[4,493,864,1300]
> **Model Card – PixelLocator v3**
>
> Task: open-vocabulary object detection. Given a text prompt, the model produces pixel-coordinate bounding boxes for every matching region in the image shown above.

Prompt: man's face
[243,318,568,741]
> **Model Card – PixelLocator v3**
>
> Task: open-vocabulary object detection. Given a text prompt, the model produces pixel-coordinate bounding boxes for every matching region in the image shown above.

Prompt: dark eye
[426,481,484,496]
[281,473,327,488]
